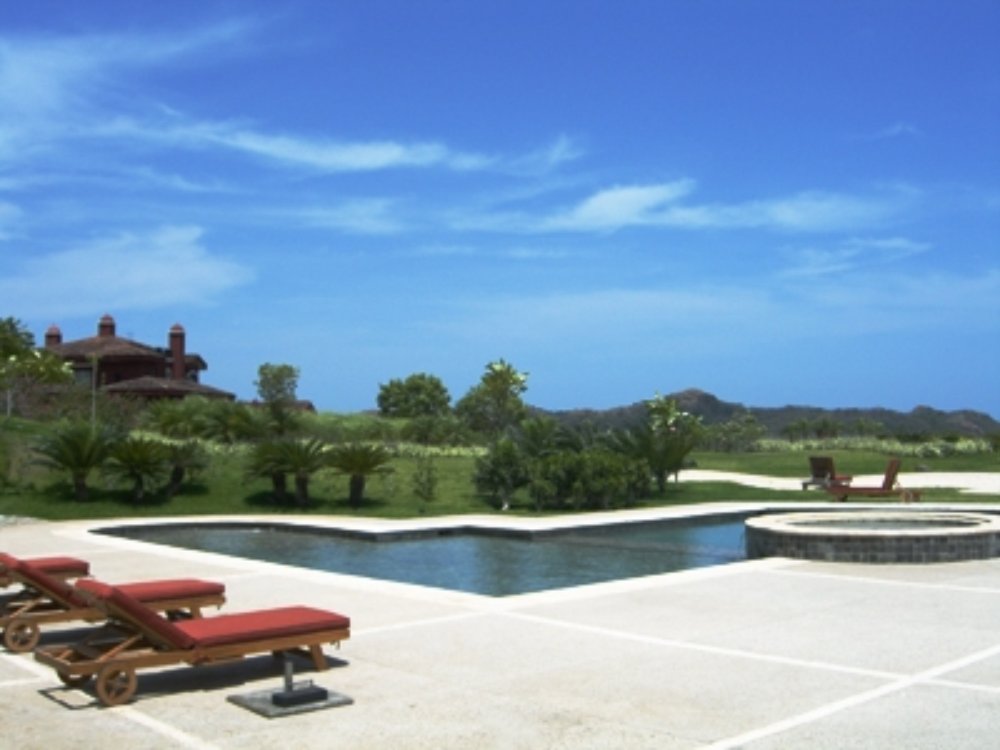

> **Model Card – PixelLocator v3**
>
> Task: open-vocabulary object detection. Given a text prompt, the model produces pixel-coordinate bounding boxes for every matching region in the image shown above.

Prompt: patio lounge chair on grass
[802,456,853,490]
[34,578,350,706]
[823,459,921,503]
[0,553,225,653]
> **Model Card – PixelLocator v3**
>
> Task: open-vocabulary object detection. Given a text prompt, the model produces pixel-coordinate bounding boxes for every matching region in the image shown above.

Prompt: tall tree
[455,359,528,439]
[377,372,451,418]
[255,363,301,436]
[0,317,34,357]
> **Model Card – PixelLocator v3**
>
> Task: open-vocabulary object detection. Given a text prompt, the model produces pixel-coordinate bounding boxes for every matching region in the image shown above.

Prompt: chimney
[169,324,186,380]
[98,314,115,337]
[44,325,62,348]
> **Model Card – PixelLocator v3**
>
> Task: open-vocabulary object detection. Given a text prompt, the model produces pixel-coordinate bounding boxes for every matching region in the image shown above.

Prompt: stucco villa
[43,314,234,401]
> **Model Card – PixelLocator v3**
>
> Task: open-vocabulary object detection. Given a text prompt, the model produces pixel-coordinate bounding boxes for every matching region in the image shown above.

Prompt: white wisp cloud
[0,225,254,317]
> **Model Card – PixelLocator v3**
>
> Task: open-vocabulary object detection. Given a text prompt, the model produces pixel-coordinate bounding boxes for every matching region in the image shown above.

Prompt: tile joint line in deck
[118,706,223,750]
[502,611,901,680]
[765,566,1000,595]
[703,640,1000,750]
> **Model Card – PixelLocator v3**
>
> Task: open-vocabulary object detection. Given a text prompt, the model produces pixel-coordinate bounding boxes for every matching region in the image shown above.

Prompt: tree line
[0,314,797,512]
[6,343,713,512]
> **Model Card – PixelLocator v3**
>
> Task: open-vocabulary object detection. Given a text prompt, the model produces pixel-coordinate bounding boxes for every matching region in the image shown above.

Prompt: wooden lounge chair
[823,459,921,503]
[1,555,90,589]
[0,553,225,653]
[802,456,853,490]
[35,579,350,706]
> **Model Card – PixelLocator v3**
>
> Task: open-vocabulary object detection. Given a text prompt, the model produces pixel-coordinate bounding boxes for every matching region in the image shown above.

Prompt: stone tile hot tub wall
[745,512,1000,564]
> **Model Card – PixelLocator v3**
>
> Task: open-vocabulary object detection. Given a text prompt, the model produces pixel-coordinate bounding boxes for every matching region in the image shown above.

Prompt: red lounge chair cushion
[118,579,225,602]
[3,555,88,608]
[176,606,350,648]
[0,552,17,582]
[0,554,90,578]
[75,579,197,650]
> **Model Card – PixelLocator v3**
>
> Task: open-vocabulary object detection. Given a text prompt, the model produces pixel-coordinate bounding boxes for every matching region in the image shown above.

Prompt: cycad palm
[246,440,290,504]
[327,443,393,508]
[198,401,262,444]
[278,439,329,505]
[143,399,201,439]
[34,423,117,500]
[105,437,169,503]
[163,441,207,498]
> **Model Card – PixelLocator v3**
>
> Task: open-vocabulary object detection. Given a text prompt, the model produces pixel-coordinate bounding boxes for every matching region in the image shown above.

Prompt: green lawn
[692,449,1000,475]
[3,414,998,521]
[2,448,997,521]
[0,453,492,521]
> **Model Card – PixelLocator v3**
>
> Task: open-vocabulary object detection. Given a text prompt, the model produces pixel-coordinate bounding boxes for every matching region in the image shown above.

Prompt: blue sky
[2,1,998,416]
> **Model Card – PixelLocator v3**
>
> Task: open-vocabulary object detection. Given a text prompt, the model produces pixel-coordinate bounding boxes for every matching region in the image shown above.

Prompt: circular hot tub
[745,511,1000,563]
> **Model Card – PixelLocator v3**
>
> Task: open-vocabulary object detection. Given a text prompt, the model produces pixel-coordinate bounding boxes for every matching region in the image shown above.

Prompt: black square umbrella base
[228,683,353,718]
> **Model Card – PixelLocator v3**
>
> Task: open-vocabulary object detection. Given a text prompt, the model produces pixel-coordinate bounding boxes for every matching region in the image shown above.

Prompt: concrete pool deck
[2,502,1000,749]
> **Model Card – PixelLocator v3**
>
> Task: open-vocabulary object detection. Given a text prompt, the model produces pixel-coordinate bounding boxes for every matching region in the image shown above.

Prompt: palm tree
[197,400,262,444]
[246,440,290,504]
[277,439,330,506]
[608,424,694,493]
[327,443,393,508]
[607,399,702,494]
[34,422,117,500]
[143,399,200,439]
[105,437,169,502]
[163,441,208,498]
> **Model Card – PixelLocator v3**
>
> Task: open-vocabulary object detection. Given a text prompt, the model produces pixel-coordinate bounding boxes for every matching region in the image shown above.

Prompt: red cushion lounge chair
[0,553,225,653]
[823,459,921,503]
[801,456,853,490]
[34,579,350,706]
[0,555,90,588]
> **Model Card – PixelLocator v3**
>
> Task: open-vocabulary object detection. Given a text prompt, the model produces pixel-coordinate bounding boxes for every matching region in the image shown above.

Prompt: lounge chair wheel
[96,665,137,706]
[57,671,92,689]
[2,619,41,653]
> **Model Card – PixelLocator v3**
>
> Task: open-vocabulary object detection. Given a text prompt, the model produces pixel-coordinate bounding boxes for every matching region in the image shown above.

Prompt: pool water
[99,516,749,597]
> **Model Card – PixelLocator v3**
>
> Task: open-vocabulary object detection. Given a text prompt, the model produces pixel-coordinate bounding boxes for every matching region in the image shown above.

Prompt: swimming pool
[97,515,750,596]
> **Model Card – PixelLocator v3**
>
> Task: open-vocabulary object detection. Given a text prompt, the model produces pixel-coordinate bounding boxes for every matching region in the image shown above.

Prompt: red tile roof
[103,376,234,400]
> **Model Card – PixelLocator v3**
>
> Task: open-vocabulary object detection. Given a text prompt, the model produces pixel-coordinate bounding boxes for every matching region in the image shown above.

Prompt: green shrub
[411,455,438,512]
[527,449,649,511]
[34,422,120,500]
[474,438,530,510]
[105,437,169,502]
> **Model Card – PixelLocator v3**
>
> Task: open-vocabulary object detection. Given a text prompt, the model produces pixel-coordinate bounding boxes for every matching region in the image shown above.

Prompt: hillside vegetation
[540,388,1000,439]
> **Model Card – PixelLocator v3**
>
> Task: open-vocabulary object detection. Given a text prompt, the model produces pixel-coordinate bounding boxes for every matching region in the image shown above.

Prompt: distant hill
[534,389,1000,438]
